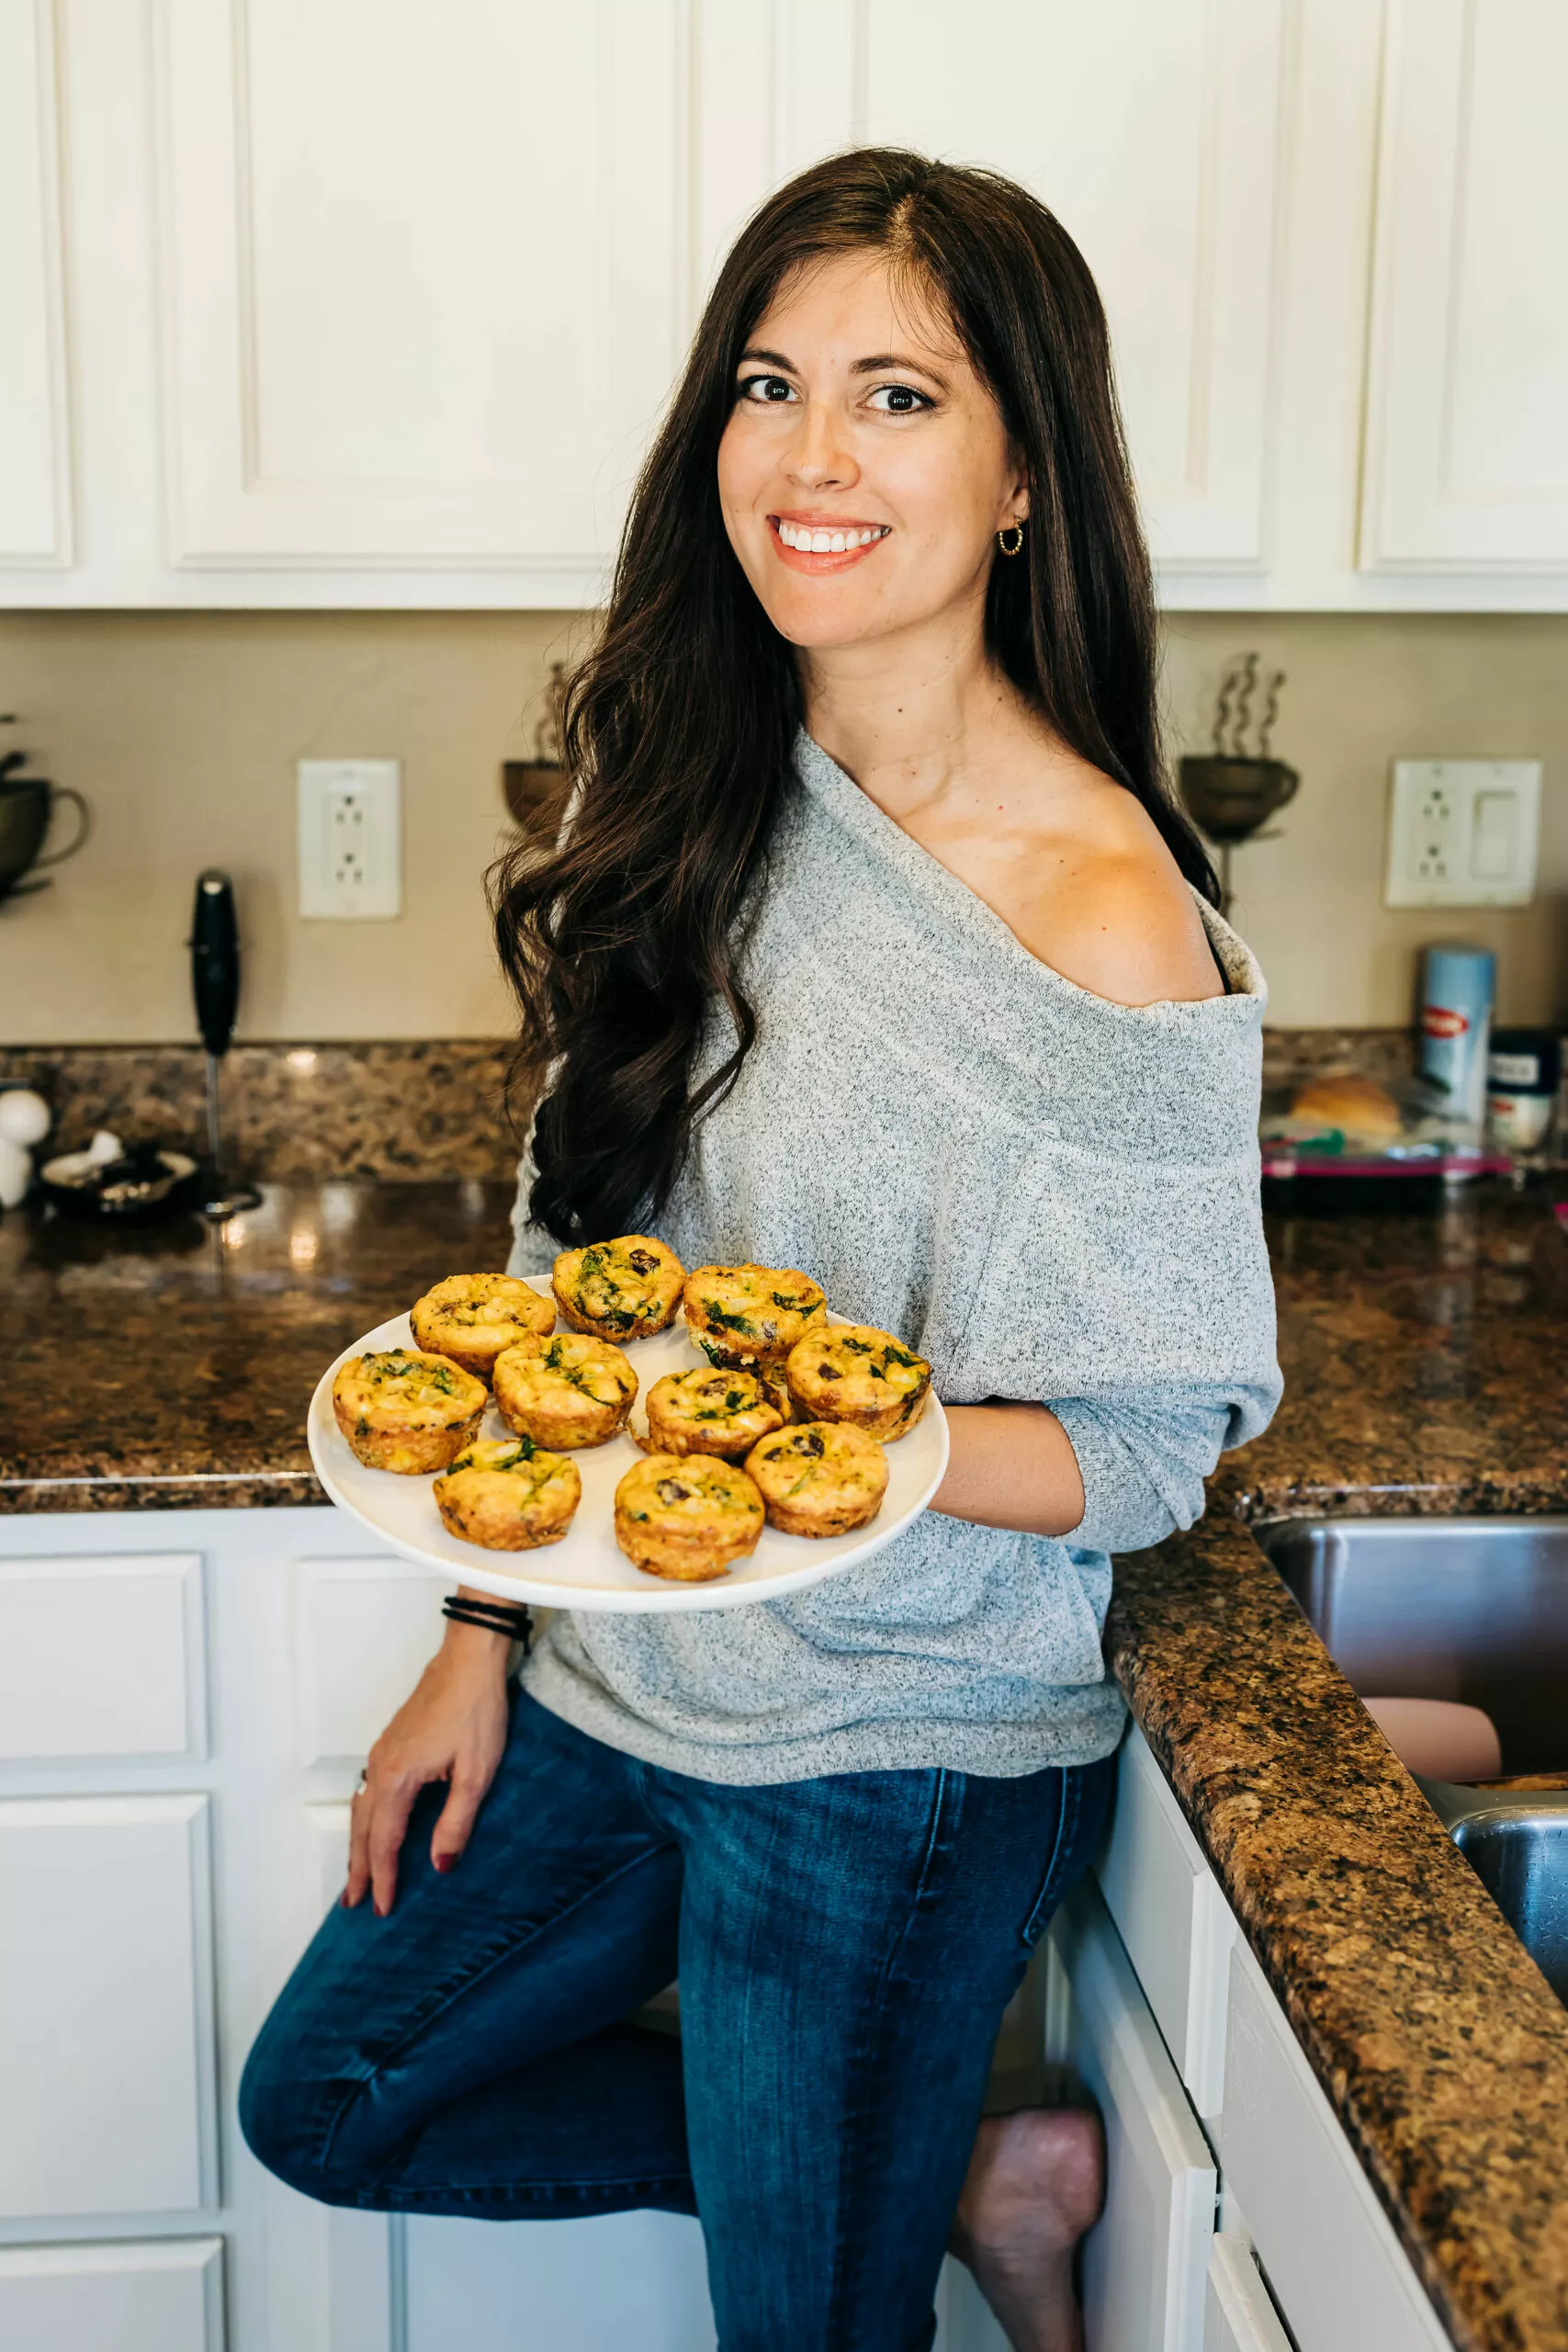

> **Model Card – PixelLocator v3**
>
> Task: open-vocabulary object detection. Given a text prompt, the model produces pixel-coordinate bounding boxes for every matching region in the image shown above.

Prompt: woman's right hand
[344,1614,513,1917]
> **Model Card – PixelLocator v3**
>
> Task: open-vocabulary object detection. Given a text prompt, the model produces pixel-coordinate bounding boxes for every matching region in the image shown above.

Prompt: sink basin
[1420,1782,1568,2003]
[1257,1517,1568,1774]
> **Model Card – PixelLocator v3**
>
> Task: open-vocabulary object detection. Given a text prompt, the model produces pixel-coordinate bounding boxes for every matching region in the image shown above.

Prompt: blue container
[1419,944,1495,1125]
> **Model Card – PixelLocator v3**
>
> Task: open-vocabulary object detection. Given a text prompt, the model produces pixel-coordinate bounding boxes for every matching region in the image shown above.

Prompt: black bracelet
[442,1595,533,1652]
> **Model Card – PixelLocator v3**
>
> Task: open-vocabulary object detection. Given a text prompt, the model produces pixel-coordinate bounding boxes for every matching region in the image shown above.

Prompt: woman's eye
[738,375,798,405]
[866,383,931,415]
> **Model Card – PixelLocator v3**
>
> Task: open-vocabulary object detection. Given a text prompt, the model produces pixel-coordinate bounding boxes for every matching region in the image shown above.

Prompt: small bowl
[39,1144,202,1227]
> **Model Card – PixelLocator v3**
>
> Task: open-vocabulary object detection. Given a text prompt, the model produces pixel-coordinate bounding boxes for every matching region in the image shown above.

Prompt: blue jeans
[240,1687,1112,2352]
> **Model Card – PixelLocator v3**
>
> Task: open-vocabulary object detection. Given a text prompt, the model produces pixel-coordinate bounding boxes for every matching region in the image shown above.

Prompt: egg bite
[682,1263,827,1370]
[432,1434,581,1551]
[744,1421,888,1538]
[332,1348,486,1475]
[614,1453,765,1582]
[644,1364,786,1460]
[491,1330,637,1449]
[409,1272,555,1383]
[551,1236,684,1340]
[784,1325,932,1442]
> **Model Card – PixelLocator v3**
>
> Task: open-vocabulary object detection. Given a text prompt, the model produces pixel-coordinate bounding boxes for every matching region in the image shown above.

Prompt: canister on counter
[1418,944,1495,1126]
[1486,1028,1560,1155]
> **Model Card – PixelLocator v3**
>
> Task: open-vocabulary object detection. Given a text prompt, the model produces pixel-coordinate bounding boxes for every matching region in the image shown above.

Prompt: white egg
[0,1087,51,1148]
[0,1136,32,1209]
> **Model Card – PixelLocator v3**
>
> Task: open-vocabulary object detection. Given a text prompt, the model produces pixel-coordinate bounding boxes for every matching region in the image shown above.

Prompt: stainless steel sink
[1420,1781,1568,2003]
[1255,1517,1568,2002]
[1256,1517,1568,1775]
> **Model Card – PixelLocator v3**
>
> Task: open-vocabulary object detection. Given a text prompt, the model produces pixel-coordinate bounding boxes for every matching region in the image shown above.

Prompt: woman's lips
[768,516,890,574]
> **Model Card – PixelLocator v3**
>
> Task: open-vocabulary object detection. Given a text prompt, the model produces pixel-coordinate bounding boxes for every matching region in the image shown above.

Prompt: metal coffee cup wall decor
[1178,654,1297,914]
[0,716,90,906]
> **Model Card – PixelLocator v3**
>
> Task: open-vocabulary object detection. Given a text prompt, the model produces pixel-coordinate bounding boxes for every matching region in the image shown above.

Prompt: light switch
[1471,792,1517,881]
[1384,760,1540,908]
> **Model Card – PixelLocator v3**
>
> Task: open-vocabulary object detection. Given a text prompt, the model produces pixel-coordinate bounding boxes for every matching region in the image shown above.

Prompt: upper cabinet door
[150,0,688,579]
[857,0,1288,572]
[1361,0,1568,570]
[0,0,73,566]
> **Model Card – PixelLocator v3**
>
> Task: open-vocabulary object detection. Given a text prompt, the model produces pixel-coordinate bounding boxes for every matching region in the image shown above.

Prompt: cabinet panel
[0,2237,224,2352]
[1204,2233,1291,2352]
[1215,1939,1450,2352]
[1096,1724,1234,2118]
[293,1556,442,1765]
[1361,0,1568,568]
[152,0,688,567]
[0,0,72,565]
[0,1795,218,2219]
[0,1554,206,1762]
[860,0,1286,568]
[1051,1880,1215,2352]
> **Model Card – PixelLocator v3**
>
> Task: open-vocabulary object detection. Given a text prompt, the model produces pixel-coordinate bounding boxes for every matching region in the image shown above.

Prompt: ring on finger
[354,1769,368,1797]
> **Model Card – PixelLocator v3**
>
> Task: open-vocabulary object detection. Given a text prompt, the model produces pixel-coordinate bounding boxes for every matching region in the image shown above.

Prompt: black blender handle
[190,870,241,1058]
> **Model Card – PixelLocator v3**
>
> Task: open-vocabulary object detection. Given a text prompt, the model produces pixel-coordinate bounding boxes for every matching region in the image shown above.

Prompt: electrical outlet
[297,760,401,919]
[1384,759,1540,909]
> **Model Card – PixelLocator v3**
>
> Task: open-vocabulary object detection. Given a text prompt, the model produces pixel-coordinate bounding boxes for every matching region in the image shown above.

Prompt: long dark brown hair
[491,147,1218,1246]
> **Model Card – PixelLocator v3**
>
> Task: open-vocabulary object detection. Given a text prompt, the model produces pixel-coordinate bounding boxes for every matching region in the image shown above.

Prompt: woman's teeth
[775,521,889,553]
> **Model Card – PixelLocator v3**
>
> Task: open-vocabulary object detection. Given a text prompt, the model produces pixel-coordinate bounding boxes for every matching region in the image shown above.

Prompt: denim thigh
[239,1689,686,2201]
[660,1749,1113,2352]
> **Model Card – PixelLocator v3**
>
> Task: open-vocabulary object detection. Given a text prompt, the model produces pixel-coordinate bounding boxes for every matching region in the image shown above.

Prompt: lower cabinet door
[0,1795,218,2219]
[0,2237,224,2351]
[1050,1881,1216,2352]
[1204,2233,1292,2351]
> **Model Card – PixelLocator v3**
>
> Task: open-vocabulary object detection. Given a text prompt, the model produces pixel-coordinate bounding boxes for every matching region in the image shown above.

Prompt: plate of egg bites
[306,1240,948,1612]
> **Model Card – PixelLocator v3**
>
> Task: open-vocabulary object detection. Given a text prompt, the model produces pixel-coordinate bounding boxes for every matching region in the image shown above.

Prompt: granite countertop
[0,1180,517,1511]
[5,1170,1567,2345]
[1111,1181,1568,2352]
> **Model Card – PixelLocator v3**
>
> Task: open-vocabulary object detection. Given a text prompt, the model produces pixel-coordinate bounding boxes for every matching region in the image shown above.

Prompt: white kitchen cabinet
[0,1792,219,2219]
[1095,1723,1234,2118]
[0,0,72,567]
[0,1553,207,1762]
[1050,1879,1217,2352]
[150,0,685,586]
[0,2237,225,2352]
[1360,0,1568,571]
[1204,2233,1292,2352]
[1213,1935,1452,2352]
[7,0,1568,607]
[856,0,1288,573]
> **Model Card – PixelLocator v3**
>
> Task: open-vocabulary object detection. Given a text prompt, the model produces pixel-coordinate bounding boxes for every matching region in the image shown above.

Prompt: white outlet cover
[297,759,402,920]
[1384,759,1540,909]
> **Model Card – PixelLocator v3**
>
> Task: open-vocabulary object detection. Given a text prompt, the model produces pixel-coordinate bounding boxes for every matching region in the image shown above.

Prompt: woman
[242,149,1280,2351]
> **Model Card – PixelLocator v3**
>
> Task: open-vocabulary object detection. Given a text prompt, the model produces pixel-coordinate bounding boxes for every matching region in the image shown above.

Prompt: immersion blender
[190,869,261,1219]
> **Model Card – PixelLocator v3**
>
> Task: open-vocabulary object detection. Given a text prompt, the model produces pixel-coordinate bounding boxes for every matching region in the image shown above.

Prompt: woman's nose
[786,401,859,491]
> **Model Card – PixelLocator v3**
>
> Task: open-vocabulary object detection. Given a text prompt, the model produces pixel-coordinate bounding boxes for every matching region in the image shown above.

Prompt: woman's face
[716,252,1026,653]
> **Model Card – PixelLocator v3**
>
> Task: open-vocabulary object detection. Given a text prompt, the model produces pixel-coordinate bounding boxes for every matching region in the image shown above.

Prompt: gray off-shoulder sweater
[507,733,1281,1783]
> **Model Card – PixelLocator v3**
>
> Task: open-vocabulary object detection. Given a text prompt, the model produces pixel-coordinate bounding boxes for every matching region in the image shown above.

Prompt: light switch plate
[1384,759,1540,908]
[297,760,402,919]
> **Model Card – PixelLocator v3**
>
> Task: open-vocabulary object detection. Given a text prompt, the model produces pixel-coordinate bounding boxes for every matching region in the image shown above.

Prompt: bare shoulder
[1023,785,1224,1009]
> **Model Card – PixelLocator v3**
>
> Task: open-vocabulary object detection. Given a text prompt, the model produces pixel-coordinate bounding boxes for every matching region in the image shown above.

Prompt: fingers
[344,1782,371,1908]
[367,1772,421,1918]
[430,1768,492,1875]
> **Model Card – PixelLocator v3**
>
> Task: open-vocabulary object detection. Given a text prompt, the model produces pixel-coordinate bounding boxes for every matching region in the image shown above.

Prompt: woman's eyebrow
[852,352,951,390]
[737,347,795,371]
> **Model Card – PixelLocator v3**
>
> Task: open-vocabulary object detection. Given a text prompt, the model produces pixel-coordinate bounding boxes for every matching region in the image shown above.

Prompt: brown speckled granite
[1215,1184,1568,1519]
[1109,1517,1568,2352]
[0,1180,516,1511]
[0,1041,523,1182]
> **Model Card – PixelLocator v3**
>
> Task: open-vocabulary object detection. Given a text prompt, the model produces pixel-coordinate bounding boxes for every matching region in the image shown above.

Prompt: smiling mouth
[770,516,891,558]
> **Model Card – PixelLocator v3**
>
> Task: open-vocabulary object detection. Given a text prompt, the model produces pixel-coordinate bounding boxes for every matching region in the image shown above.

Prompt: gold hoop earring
[997,523,1024,557]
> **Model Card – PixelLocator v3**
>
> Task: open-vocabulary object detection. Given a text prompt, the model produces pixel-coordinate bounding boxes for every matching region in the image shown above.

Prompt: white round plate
[307,1283,948,1612]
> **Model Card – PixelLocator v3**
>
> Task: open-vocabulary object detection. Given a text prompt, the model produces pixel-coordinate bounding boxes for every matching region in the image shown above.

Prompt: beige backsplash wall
[1,607,1564,1043]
